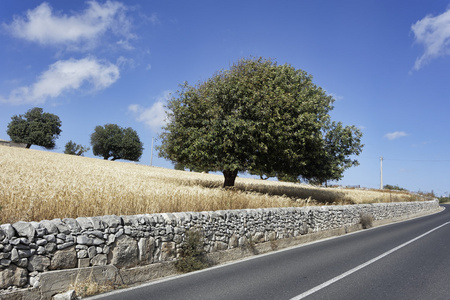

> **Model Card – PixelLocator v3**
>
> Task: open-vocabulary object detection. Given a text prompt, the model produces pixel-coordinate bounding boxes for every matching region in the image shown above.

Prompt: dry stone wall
[0,200,440,291]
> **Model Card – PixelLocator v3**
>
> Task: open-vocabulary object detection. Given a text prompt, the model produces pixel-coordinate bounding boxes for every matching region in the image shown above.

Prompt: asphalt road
[88,204,450,300]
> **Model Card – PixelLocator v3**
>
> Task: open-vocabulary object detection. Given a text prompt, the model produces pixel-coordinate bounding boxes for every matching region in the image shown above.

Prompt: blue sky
[1,1,450,195]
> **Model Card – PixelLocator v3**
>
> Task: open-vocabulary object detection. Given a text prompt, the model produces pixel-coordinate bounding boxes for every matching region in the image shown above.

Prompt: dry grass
[70,276,117,298]
[0,146,423,224]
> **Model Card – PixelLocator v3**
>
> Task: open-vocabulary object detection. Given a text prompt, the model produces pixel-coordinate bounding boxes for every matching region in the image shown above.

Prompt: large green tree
[90,124,143,161]
[158,57,363,187]
[7,107,62,149]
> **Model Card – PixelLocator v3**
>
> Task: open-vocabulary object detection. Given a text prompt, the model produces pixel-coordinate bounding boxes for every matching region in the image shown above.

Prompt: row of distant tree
[6,107,143,162]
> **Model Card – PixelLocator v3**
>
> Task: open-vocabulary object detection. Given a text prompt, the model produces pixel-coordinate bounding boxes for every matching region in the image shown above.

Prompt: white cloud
[3,1,134,50]
[129,91,172,131]
[148,13,160,25]
[328,92,343,101]
[411,8,450,70]
[384,131,408,140]
[1,57,119,105]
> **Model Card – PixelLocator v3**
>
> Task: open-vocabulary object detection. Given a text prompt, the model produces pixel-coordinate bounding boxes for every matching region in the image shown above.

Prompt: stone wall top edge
[0,200,439,231]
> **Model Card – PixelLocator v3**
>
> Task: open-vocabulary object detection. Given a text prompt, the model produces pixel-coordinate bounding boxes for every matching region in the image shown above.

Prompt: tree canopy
[158,57,363,187]
[90,124,143,161]
[7,107,62,149]
[64,140,90,156]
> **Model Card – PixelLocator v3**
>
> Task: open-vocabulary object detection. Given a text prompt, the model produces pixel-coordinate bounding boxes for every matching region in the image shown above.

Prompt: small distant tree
[64,140,90,156]
[383,184,407,191]
[90,124,143,161]
[7,107,62,149]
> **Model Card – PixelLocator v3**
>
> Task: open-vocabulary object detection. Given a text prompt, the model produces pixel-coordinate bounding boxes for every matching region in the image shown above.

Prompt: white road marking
[290,221,450,300]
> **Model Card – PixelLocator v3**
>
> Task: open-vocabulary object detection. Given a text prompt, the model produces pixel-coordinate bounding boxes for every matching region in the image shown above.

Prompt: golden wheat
[0,146,421,224]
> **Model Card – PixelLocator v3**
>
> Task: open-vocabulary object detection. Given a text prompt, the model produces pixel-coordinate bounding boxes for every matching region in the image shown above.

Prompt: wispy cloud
[144,12,160,25]
[384,131,409,140]
[328,92,344,101]
[129,91,171,132]
[3,1,135,50]
[0,57,119,105]
[411,8,450,70]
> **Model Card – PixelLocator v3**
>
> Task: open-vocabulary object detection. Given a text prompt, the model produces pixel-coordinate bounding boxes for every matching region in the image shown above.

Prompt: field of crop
[0,146,424,224]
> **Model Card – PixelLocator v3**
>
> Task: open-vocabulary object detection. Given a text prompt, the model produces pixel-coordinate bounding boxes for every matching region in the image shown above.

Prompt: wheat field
[0,146,422,224]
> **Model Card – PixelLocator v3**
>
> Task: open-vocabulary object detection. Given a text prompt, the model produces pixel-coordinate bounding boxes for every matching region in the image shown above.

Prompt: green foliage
[383,184,407,191]
[7,107,62,149]
[90,124,143,161]
[175,229,210,273]
[158,57,363,187]
[174,162,185,171]
[438,196,450,204]
[277,173,300,183]
[64,140,90,156]
[302,121,363,185]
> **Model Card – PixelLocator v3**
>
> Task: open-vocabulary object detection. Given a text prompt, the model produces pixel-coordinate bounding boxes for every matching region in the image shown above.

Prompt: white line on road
[290,221,450,300]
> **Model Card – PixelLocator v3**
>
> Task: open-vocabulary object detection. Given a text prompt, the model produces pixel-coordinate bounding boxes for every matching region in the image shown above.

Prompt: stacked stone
[0,200,440,290]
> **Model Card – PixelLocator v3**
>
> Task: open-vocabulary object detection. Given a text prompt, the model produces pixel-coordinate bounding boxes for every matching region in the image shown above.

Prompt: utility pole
[150,137,154,166]
[380,156,383,189]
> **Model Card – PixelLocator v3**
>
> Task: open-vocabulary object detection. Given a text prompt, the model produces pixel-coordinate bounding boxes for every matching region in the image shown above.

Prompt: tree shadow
[183,178,352,205]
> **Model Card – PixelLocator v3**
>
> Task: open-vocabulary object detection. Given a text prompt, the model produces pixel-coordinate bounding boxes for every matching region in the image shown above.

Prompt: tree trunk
[223,170,238,188]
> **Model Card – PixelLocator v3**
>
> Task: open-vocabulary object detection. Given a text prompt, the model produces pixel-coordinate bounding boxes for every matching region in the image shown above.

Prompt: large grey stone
[160,242,176,261]
[91,254,107,266]
[17,258,28,268]
[87,230,104,239]
[40,220,58,234]
[0,227,5,241]
[76,217,93,230]
[77,249,88,259]
[44,234,56,243]
[28,255,50,272]
[57,242,75,250]
[50,246,77,270]
[213,241,228,251]
[101,215,122,228]
[77,235,92,245]
[45,242,57,253]
[88,246,97,258]
[0,259,11,267]
[138,237,155,263]
[92,237,105,246]
[18,249,33,258]
[107,235,138,268]
[0,265,28,289]
[53,289,77,300]
[51,219,71,234]
[0,224,16,239]
[10,248,19,262]
[122,215,139,226]
[78,258,90,268]
[228,234,239,248]
[90,217,107,230]
[62,218,81,232]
